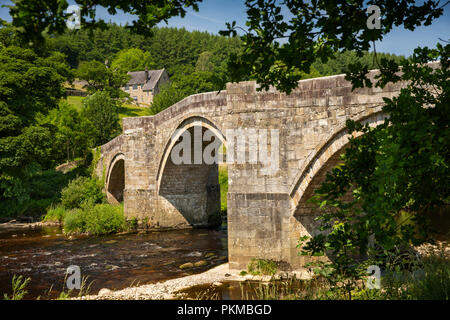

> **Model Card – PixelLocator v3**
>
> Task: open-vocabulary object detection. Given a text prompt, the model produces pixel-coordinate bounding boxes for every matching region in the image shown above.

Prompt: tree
[37,101,90,163]
[311,51,406,76]
[0,45,70,213]
[77,60,129,99]
[220,0,445,93]
[111,48,155,72]
[3,0,203,44]
[149,82,186,115]
[81,91,121,146]
[149,71,222,115]
[195,51,215,72]
[300,45,449,297]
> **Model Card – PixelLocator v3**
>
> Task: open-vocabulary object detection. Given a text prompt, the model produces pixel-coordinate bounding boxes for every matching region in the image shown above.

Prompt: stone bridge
[96,69,404,270]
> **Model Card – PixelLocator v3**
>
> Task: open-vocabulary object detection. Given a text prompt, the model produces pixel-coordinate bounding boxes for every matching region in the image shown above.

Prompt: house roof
[126,69,166,91]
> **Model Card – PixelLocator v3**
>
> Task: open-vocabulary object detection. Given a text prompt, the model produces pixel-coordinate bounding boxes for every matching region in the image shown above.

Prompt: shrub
[63,208,85,233]
[61,176,104,209]
[407,251,450,300]
[63,203,125,235]
[43,205,67,223]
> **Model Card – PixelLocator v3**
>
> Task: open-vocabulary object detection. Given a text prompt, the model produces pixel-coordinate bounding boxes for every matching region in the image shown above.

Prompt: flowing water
[0,225,227,299]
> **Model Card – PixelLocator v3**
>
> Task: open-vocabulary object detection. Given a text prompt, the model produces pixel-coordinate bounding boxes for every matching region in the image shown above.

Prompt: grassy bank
[44,203,127,236]
[65,96,149,122]
[42,175,129,235]
[187,249,449,300]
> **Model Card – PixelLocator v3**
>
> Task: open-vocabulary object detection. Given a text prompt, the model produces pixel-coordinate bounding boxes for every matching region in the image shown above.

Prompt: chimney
[145,67,149,82]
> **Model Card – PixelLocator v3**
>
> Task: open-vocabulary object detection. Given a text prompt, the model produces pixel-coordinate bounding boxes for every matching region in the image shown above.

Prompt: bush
[407,251,450,300]
[63,203,125,235]
[61,176,104,209]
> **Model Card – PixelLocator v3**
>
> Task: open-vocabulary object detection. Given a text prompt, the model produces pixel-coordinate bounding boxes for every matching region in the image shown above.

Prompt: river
[0,224,227,299]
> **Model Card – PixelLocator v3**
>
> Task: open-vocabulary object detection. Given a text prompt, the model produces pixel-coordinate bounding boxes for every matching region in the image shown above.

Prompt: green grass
[117,104,149,119]
[247,258,278,276]
[62,203,126,236]
[219,164,228,213]
[64,96,150,124]
[66,95,85,110]
[3,275,31,300]
[43,205,66,224]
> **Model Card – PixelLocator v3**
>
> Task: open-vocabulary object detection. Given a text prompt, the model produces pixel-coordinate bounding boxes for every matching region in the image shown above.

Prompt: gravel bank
[76,263,242,300]
[76,263,314,300]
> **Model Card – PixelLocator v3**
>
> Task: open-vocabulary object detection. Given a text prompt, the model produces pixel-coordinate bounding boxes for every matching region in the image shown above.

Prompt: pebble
[106,265,119,270]
[194,260,207,267]
[98,288,112,296]
[179,262,194,269]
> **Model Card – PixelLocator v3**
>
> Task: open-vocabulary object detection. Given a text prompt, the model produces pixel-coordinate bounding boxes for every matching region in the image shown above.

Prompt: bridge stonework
[97,71,404,271]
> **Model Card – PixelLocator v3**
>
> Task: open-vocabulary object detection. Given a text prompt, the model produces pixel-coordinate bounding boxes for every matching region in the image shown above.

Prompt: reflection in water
[0,226,227,299]
[177,279,323,300]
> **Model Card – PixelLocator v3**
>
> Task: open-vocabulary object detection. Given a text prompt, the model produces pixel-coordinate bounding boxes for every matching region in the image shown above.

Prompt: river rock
[98,288,112,296]
[194,260,207,267]
[186,251,202,257]
[106,265,119,270]
[179,262,194,269]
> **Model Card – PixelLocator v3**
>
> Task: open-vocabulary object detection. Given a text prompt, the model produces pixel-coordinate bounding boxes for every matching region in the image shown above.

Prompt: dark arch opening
[159,125,225,228]
[107,158,125,204]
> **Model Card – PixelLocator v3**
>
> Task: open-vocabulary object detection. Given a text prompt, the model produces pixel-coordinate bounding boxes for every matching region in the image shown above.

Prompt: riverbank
[74,263,251,300]
[75,263,235,300]
[75,240,449,300]
[74,263,315,300]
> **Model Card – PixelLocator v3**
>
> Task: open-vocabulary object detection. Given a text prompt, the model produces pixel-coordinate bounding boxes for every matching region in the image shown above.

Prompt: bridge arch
[290,111,388,215]
[106,153,125,204]
[156,116,227,227]
[156,116,227,191]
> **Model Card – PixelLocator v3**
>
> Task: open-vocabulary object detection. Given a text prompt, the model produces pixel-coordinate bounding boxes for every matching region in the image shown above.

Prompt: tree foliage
[299,44,449,296]
[3,0,203,44]
[81,91,122,147]
[76,60,130,99]
[0,45,71,208]
[37,101,90,164]
[220,0,445,93]
[111,48,155,72]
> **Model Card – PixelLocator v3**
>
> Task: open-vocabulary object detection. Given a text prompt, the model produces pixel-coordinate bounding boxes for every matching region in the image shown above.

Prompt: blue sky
[0,0,448,56]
